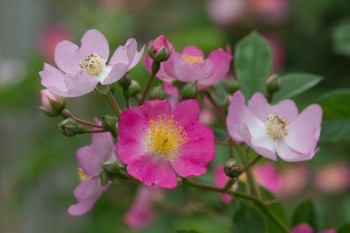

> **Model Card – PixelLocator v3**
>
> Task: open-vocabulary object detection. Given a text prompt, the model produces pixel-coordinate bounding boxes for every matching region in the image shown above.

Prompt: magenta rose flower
[116,99,215,188]
[124,186,163,229]
[68,127,116,216]
[145,44,232,89]
[227,91,322,162]
[292,223,336,233]
[40,29,144,97]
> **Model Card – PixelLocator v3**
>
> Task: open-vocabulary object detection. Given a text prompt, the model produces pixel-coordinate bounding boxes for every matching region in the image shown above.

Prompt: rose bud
[148,35,172,63]
[39,89,66,117]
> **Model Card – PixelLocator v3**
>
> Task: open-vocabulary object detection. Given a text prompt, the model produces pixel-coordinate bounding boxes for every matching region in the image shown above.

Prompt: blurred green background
[1,0,350,232]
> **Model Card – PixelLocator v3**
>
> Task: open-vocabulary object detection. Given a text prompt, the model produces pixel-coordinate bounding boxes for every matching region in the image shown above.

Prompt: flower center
[145,114,188,160]
[77,167,91,182]
[265,114,289,139]
[80,54,106,76]
[182,54,204,63]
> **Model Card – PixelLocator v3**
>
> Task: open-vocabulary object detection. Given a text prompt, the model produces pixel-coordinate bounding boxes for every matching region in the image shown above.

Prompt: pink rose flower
[227,91,322,162]
[279,164,308,196]
[207,0,248,26]
[68,126,116,216]
[40,29,144,97]
[253,162,281,194]
[315,162,350,194]
[214,164,238,203]
[251,0,287,22]
[292,224,314,233]
[116,99,215,188]
[292,223,336,233]
[145,44,232,88]
[124,186,163,229]
[38,25,72,63]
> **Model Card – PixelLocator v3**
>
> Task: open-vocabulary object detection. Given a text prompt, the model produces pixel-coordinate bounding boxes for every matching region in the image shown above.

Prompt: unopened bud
[101,161,120,183]
[265,74,281,94]
[148,35,172,63]
[181,82,198,100]
[102,161,119,175]
[224,159,242,178]
[58,118,82,137]
[39,89,66,117]
[149,85,166,100]
[129,80,141,97]
[102,115,118,138]
[227,79,240,95]
[118,74,132,89]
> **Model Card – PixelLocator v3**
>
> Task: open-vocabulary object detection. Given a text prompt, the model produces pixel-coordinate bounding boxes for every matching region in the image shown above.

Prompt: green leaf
[332,19,350,56]
[235,31,272,99]
[338,222,350,233]
[292,199,325,232]
[320,119,350,142]
[316,89,350,120]
[273,73,323,102]
[259,188,288,233]
[232,200,268,233]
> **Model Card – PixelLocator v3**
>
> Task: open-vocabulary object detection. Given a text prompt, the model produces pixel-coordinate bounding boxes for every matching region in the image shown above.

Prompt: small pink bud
[40,89,66,117]
[153,35,170,53]
[148,35,172,63]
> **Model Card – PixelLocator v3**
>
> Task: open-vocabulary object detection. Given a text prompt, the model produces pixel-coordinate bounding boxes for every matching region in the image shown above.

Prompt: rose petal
[248,92,299,122]
[171,122,215,177]
[77,130,115,177]
[173,99,200,129]
[67,178,103,216]
[127,154,177,188]
[276,139,316,162]
[284,104,322,154]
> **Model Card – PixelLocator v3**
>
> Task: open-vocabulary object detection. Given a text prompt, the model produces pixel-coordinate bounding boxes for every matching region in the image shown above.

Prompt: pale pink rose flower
[145,43,232,88]
[40,29,144,97]
[207,0,248,26]
[227,91,322,162]
[68,122,116,216]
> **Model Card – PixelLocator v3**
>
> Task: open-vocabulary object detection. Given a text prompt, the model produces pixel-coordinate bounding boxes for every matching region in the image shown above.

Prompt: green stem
[205,92,226,123]
[139,73,155,106]
[106,91,121,120]
[123,88,130,109]
[60,109,103,128]
[240,155,263,175]
[183,179,290,233]
[237,146,261,198]
[81,128,107,134]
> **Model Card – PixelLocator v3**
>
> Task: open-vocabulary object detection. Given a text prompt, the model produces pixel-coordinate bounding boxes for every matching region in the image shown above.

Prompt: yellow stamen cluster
[265,114,289,139]
[77,167,91,182]
[182,54,205,63]
[80,54,106,76]
[145,114,188,160]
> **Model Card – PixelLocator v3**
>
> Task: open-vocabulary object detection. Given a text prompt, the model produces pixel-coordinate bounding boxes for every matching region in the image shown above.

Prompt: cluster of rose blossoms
[39,29,323,230]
